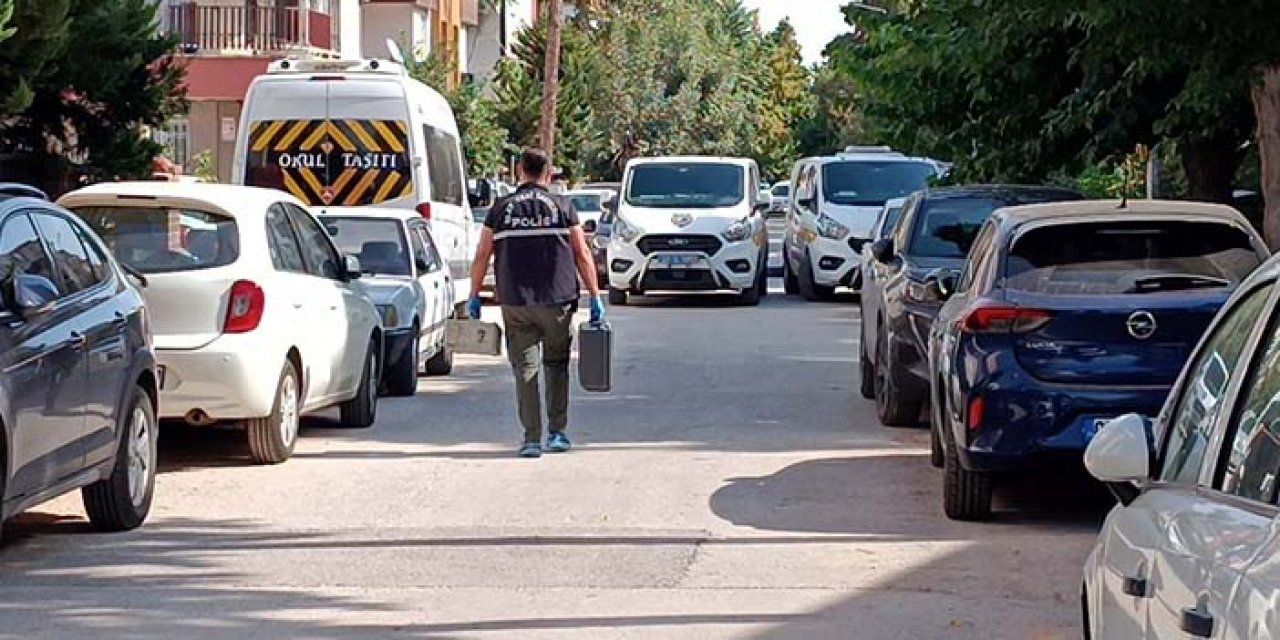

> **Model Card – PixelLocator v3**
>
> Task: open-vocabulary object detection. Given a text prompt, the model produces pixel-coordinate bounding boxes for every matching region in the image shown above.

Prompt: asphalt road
[0,286,1109,640]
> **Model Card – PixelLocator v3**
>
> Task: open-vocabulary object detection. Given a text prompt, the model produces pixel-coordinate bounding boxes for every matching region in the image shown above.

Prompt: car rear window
[568,195,602,212]
[1004,220,1260,295]
[74,206,239,274]
[320,216,410,276]
[908,197,1002,258]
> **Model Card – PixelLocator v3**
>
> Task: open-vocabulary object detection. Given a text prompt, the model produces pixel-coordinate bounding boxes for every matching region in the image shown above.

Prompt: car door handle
[1121,576,1149,598]
[293,302,304,309]
[1180,606,1214,638]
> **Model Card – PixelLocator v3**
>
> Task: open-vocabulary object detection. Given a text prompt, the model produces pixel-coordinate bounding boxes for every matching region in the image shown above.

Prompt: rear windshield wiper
[120,263,148,288]
[1126,273,1230,293]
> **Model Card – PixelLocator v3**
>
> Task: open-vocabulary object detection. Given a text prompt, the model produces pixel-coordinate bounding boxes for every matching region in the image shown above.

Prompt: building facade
[157,0,477,182]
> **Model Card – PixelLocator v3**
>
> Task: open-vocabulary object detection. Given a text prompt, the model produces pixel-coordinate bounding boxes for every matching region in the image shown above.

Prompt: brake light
[416,203,432,220]
[967,396,985,431]
[225,280,265,334]
[962,306,1052,334]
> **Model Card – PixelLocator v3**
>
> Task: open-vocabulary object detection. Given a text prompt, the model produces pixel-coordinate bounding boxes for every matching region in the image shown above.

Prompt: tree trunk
[1181,135,1241,205]
[538,0,563,155]
[1255,65,1280,250]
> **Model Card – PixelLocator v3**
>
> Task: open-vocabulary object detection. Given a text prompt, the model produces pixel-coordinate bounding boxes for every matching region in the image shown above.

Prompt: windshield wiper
[1126,273,1230,294]
[120,263,148,288]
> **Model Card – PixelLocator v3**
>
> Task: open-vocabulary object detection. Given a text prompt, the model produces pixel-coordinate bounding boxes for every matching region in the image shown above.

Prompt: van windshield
[822,161,936,207]
[73,206,239,273]
[244,117,414,207]
[625,163,745,209]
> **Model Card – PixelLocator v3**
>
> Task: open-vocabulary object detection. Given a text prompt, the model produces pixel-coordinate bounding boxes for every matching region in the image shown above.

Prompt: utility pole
[538,0,563,155]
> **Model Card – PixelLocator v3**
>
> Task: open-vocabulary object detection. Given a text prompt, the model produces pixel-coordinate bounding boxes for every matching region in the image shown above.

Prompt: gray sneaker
[517,442,543,458]
[546,432,572,453]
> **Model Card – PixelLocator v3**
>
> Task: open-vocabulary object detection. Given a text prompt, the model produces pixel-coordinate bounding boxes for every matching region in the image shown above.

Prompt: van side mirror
[343,254,363,280]
[797,196,816,212]
[1,273,60,317]
[1084,414,1154,506]
[871,238,896,264]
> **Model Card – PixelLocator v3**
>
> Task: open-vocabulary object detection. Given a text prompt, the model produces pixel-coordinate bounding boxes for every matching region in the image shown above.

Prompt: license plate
[655,255,701,269]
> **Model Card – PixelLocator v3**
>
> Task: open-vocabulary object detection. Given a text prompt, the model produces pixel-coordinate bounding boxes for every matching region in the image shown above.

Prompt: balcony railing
[166,3,333,55]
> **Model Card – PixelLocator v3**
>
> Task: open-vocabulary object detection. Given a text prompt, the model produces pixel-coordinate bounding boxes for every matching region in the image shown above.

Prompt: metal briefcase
[578,321,613,392]
[446,319,503,356]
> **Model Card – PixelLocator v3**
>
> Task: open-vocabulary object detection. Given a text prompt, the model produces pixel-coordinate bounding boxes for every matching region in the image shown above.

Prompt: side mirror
[753,200,770,214]
[583,219,598,234]
[797,196,816,212]
[2,273,60,317]
[343,254,363,280]
[923,269,959,303]
[415,255,432,273]
[467,180,493,208]
[1084,413,1153,506]
[870,238,896,264]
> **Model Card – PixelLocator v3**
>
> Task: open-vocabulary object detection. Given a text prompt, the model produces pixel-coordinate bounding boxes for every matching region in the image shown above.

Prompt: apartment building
[156,0,477,181]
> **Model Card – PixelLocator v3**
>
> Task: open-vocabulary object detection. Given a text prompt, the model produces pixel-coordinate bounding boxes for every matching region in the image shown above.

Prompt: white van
[782,147,942,300]
[233,57,476,304]
[606,156,769,305]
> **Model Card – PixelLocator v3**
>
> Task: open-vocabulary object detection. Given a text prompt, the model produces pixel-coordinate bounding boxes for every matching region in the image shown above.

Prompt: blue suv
[0,185,158,536]
[926,200,1269,520]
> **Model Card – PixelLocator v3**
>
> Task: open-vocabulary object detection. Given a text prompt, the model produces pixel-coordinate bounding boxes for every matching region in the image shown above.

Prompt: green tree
[0,0,186,190]
[755,20,814,181]
[0,0,69,119]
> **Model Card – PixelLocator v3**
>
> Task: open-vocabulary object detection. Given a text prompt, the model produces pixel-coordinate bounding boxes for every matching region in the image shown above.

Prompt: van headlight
[816,213,850,240]
[377,304,400,328]
[613,216,641,243]
[722,218,753,243]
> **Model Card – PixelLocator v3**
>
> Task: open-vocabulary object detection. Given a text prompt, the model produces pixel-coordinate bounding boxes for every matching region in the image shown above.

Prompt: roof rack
[268,57,406,77]
[839,145,900,155]
[0,183,47,200]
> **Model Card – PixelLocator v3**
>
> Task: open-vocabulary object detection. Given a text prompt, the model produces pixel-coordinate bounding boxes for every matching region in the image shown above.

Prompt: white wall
[467,0,540,84]
[336,0,362,59]
[361,3,428,60]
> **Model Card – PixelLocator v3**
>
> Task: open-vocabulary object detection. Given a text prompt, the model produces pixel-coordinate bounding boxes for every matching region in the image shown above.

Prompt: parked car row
[831,179,1277,636]
[0,52,494,539]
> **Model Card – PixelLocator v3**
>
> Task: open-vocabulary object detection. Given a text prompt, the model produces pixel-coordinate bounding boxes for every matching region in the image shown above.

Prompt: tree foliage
[0,0,186,190]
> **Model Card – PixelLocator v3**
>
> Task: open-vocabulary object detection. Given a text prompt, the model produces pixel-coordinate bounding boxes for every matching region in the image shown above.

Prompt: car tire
[82,385,156,531]
[338,339,379,428]
[424,339,454,376]
[739,266,764,306]
[798,251,835,301]
[385,332,419,397]
[874,328,922,427]
[859,325,875,400]
[247,361,301,464]
[942,425,992,521]
[608,287,628,306]
[783,246,800,295]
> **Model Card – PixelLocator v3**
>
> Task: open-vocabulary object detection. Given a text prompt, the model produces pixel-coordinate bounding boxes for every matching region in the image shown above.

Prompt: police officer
[467,148,605,458]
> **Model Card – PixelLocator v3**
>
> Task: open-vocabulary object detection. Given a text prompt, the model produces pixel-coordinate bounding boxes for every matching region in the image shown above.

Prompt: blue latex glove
[467,296,483,319]
[589,296,606,324]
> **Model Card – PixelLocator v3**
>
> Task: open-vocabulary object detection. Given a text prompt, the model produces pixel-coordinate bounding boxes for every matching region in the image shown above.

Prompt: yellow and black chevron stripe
[245,119,413,207]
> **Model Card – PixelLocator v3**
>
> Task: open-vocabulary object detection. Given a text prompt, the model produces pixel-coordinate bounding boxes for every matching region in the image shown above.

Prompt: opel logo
[671,213,694,228]
[1127,311,1158,340]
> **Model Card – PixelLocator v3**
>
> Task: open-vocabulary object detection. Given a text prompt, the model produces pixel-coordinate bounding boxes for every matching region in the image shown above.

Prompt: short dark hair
[519,148,551,179]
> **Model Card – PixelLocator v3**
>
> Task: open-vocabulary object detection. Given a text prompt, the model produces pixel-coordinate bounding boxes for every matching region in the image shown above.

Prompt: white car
[768,180,790,216]
[61,182,384,465]
[607,156,769,306]
[563,188,616,231]
[782,147,941,300]
[1082,252,1280,638]
[318,209,455,396]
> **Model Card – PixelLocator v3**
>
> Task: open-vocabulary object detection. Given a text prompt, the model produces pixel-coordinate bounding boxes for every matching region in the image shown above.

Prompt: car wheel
[82,385,157,531]
[798,251,835,301]
[386,332,419,397]
[874,328,922,427]
[247,361,301,464]
[608,287,628,306]
[783,245,800,295]
[859,320,875,400]
[942,424,992,520]
[424,338,454,376]
[339,339,379,428]
[739,269,763,306]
